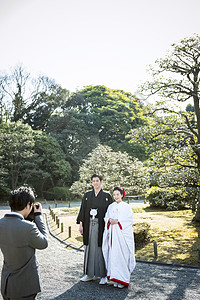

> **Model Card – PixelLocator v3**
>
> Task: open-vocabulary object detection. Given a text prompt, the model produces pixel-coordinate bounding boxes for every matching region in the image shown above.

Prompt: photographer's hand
[34,203,42,213]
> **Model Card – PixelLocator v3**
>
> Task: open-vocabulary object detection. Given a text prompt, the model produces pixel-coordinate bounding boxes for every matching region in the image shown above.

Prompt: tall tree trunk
[40,181,45,198]
[192,190,200,225]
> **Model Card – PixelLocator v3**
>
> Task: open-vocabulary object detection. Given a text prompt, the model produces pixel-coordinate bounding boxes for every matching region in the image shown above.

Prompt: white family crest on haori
[90,208,98,219]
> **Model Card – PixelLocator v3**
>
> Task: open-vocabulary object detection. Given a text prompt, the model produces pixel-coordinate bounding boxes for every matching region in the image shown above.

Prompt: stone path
[0,209,200,299]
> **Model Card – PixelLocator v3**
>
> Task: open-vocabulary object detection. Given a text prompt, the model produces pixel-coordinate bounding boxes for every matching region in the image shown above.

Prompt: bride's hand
[110,219,118,225]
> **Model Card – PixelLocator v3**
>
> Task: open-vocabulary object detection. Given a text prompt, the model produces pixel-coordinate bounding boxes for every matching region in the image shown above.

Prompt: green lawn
[132,205,200,266]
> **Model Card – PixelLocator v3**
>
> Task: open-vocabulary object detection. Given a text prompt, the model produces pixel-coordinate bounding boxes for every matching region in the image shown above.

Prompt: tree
[0,121,72,197]
[70,144,148,197]
[32,132,72,196]
[0,121,38,189]
[25,77,69,130]
[47,111,100,180]
[129,111,200,207]
[0,65,30,122]
[46,85,148,180]
[136,34,200,224]
[0,150,9,198]
[63,85,147,158]
[0,65,69,130]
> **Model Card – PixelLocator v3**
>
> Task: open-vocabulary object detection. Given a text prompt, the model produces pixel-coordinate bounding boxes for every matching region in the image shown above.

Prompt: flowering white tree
[70,144,148,197]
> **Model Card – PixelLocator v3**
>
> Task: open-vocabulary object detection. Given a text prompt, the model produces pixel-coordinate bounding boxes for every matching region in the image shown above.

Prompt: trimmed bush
[133,222,151,250]
[145,186,188,210]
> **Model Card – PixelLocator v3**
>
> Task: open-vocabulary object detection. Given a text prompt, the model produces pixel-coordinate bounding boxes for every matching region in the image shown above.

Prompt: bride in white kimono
[102,186,136,288]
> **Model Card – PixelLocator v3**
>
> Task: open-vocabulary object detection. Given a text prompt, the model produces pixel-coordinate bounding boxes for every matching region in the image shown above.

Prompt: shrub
[44,186,71,201]
[133,222,151,250]
[145,186,188,210]
[0,186,11,203]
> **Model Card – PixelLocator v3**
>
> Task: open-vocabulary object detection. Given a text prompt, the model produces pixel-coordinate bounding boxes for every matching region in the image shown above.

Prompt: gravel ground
[0,209,200,300]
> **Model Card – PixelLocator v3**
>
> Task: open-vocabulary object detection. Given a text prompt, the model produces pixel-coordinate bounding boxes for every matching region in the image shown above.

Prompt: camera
[26,203,40,222]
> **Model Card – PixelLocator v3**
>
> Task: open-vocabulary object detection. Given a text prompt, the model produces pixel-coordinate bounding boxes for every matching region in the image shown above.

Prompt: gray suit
[0,213,48,299]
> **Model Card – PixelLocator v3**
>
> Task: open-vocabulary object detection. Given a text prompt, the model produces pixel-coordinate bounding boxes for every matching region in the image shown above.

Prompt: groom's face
[92,177,102,190]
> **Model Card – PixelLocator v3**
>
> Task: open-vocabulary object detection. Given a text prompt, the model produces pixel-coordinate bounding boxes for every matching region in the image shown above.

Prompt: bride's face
[113,190,122,203]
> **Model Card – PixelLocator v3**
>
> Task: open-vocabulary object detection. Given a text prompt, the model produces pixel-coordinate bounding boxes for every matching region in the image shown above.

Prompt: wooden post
[54,199,57,208]
[57,219,60,228]
[61,223,64,232]
[153,241,158,260]
[68,226,71,238]
[197,246,200,262]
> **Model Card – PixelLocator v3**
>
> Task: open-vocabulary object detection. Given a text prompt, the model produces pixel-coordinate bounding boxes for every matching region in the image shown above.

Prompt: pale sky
[0,0,200,95]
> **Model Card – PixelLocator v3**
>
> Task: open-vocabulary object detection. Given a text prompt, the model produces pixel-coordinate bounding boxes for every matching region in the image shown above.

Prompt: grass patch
[58,207,80,214]
[133,207,200,266]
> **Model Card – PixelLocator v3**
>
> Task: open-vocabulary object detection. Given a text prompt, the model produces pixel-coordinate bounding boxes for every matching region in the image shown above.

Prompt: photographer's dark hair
[9,186,35,211]
[91,174,103,181]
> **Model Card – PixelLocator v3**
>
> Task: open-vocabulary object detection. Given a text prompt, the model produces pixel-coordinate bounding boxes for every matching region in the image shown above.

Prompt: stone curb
[44,212,84,252]
[136,258,200,270]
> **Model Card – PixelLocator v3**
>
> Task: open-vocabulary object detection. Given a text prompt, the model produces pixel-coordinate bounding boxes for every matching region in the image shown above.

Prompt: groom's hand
[79,222,83,234]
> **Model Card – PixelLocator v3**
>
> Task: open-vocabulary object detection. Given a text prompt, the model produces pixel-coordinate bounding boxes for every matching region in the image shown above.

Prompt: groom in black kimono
[77,174,113,284]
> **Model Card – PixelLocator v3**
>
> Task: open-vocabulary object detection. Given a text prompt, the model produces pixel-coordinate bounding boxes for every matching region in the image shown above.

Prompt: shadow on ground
[52,281,130,300]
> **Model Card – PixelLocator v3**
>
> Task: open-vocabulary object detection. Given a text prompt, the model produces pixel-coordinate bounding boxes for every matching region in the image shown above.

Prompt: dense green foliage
[145,186,188,210]
[0,122,72,198]
[64,85,145,151]
[43,186,72,201]
[0,122,37,190]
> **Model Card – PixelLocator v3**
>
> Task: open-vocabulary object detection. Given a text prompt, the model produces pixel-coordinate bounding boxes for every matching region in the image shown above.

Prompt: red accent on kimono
[107,276,129,286]
[107,219,111,230]
[118,221,122,230]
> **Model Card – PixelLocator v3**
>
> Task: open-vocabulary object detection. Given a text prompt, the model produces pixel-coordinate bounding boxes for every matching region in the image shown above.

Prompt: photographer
[0,186,48,300]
